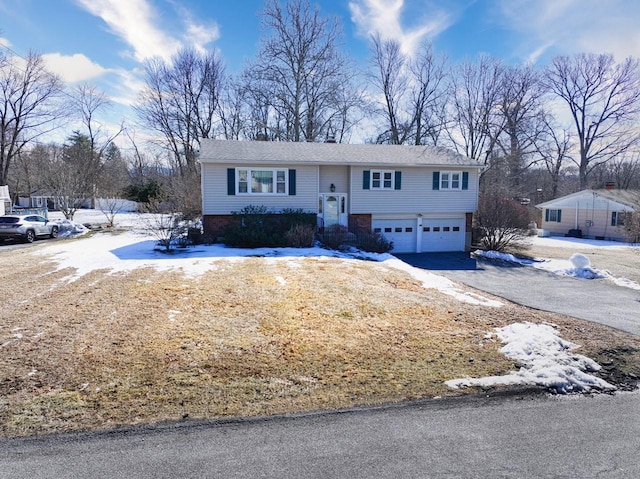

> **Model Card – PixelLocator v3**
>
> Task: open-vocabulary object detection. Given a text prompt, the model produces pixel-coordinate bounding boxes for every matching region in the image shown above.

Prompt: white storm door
[321,194,348,228]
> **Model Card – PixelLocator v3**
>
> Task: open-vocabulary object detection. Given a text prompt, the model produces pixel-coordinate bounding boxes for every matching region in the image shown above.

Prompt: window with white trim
[440,171,461,190]
[371,170,394,190]
[237,168,288,195]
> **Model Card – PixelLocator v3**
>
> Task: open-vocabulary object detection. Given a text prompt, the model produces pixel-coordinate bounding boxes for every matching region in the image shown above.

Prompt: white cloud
[183,21,220,54]
[497,0,640,62]
[42,52,109,83]
[74,0,181,62]
[0,37,11,48]
[349,0,453,57]
[168,1,221,54]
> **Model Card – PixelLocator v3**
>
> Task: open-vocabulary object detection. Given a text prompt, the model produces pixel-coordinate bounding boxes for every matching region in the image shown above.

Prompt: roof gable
[198,139,481,168]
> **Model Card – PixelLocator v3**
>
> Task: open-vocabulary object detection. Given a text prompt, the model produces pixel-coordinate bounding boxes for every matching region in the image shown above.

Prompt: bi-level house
[199,140,482,253]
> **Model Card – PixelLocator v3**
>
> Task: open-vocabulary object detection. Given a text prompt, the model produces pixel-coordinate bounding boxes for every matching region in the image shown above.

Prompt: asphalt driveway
[395,252,640,336]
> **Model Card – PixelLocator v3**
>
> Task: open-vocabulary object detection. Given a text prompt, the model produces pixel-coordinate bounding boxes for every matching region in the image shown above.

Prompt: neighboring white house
[199,140,483,253]
[0,185,10,216]
[536,189,640,242]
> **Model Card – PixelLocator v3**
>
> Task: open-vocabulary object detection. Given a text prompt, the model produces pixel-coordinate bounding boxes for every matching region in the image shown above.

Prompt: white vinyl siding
[351,167,478,215]
[319,165,349,193]
[202,163,318,214]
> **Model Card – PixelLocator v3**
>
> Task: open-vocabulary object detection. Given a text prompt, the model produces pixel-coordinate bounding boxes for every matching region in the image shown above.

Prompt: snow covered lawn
[0,210,638,437]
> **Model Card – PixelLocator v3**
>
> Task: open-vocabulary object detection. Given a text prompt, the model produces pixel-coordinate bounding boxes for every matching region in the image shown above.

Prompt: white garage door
[372,219,418,253]
[421,219,465,252]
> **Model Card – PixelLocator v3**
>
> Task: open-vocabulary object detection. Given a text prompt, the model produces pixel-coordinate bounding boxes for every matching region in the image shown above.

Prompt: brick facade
[348,214,372,235]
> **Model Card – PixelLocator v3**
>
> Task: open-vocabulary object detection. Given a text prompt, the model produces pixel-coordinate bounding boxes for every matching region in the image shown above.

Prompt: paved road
[2,392,639,478]
[396,253,640,336]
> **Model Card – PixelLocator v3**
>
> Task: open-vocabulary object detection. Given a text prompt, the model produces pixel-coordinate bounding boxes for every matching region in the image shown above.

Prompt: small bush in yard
[476,195,530,251]
[285,224,316,247]
[357,231,394,253]
[321,224,350,250]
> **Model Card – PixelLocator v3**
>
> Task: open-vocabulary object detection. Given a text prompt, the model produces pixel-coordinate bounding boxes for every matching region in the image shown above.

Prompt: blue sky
[1,0,639,143]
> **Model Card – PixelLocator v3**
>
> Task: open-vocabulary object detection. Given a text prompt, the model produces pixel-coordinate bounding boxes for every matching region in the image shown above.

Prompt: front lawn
[1,238,638,437]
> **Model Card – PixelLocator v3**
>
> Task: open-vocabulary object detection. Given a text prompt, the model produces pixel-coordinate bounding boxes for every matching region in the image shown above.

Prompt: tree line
[2,0,640,220]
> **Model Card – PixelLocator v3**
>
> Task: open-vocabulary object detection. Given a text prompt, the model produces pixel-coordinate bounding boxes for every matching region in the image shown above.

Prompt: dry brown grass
[1,242,639,437]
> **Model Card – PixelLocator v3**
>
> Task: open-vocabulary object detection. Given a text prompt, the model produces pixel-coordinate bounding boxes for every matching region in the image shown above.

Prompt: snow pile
[55,219,90,238]
[446,322,616,394]
[568,253,604,279]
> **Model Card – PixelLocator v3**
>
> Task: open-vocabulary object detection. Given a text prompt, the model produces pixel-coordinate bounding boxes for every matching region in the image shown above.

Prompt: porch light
[330,183,336,192]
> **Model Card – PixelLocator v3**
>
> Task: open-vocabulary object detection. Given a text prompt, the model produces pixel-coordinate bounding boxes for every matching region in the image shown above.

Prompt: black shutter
[363,170,370,190]
[288,169,296,195]
[462,171,469,190]
[432,171,440,190]
[557,210,562,223]
[227,168,235,195]
[394,171,402,190]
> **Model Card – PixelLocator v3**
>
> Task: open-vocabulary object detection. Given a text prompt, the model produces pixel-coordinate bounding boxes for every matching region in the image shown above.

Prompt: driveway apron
[395,252,640,336]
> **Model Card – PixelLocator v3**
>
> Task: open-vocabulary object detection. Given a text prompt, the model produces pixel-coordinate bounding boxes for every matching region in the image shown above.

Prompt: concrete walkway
[395,252,640,336]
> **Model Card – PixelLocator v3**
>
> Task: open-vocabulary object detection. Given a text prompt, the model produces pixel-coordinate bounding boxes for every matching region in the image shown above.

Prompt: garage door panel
[421,219,465,252]
[372,219,417,253]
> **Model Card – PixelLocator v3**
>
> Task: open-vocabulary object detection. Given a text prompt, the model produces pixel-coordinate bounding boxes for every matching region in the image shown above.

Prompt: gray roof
[199,139,481,168]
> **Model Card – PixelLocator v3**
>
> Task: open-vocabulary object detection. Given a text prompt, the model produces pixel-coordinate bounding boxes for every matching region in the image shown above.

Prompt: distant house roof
[199,139,481,168]
[536,189,640,211]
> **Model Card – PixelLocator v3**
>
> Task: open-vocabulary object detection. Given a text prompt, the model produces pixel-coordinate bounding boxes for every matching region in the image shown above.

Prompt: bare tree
[446,55,503,164]
[218,77,248,140]
[490,64,547,192]
[368,35,409,144]
[534,114,574,199]
[40,133,93,220]
[610,154,640,189]
[72,83,124,204]
[136,47,225,174]
[409,42,449,146]
[245,0,353,142]
[367,38,449,146]
[543,53,640,189]
[0,51,66,185]
[590,152,640,189]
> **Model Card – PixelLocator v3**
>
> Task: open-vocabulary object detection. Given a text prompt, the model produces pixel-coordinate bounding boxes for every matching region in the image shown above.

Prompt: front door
[320,194,348,229]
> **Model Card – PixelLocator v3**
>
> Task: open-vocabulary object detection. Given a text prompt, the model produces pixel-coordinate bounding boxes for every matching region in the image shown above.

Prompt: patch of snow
[446,322,616,394]
[473,250,640,291]
[275,275,287,285]
[382,257,503,307]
